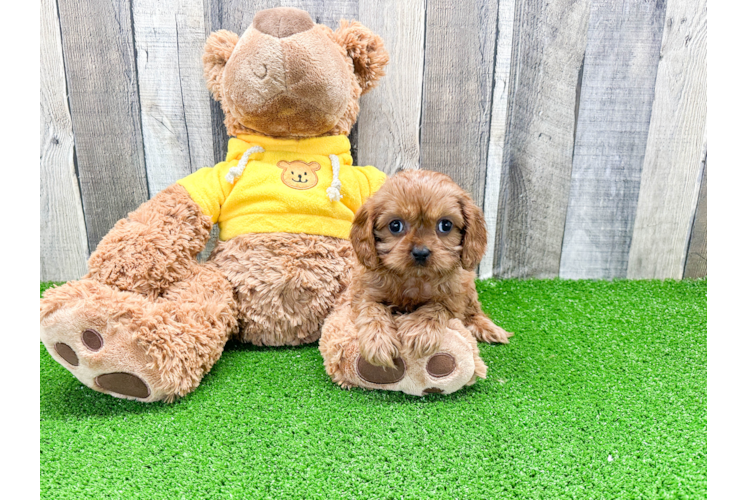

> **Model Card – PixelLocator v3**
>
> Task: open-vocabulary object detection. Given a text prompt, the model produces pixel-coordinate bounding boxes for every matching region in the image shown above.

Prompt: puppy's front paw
[468,315,513,344]
[398,319,442,359]
[358,324,401,368]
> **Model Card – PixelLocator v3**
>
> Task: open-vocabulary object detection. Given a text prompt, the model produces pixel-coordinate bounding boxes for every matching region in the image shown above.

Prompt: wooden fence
[41,0,707,281]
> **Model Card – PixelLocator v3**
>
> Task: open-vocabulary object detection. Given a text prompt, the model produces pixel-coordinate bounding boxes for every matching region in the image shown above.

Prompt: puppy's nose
[411,246,431,265]
[253,7,314,38]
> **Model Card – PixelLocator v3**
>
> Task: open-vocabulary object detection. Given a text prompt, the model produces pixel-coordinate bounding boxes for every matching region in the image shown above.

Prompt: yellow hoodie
[177,134,387,241]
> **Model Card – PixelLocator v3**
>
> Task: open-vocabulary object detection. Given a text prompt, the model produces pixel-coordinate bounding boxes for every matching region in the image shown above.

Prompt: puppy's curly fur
[349,170,512,368]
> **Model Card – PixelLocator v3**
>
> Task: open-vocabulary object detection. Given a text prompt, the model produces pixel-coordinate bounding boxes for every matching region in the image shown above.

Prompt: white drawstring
[225,145,264,184]
[327,154,343,202]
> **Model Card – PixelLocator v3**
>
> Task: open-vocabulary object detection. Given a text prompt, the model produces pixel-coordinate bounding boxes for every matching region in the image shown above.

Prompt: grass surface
[40,279,706,499]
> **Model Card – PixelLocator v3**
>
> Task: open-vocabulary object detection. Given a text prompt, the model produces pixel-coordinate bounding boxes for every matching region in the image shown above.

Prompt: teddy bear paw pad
[425,353,456,378]
[356,356,406,384]
[95,373,151,399]
[54,343,79,366]
[82,329,103,351]
[423,387,444,394]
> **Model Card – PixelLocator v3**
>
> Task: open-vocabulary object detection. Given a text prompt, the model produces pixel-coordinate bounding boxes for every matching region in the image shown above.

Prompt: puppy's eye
[291,171,295,175]
[437,219,453,234]
[389,219,405,235]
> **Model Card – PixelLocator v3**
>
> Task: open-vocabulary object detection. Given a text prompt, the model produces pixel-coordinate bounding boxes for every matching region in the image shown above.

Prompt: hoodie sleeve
[176,161,234,224]
[356,166,388,201]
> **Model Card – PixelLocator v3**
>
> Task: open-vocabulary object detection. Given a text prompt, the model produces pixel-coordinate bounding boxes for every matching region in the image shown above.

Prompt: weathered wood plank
[357,0,424,174]
[479,0,516,279]
[40,0,89,280]
[683,155,706,279]
[419,0,499,205]
[205,0,359,163]
[558,0,666,279]
[627,0,707,279]
[57,0,149,250]
[493,0,591,278]
[132,0,215,195]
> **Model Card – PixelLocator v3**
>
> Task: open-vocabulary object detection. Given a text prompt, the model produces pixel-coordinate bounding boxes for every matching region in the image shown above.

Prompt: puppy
[349,169,511,368]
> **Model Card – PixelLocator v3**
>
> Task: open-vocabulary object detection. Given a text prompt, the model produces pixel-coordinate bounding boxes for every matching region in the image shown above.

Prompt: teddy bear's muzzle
[252,7,314,39]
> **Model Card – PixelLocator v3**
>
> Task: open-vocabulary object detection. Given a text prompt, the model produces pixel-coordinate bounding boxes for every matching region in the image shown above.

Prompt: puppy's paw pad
[356,356,406,385]
[426,353,456,378]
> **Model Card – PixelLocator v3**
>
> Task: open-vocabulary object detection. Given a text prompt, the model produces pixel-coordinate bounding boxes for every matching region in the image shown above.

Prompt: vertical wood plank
[206,0,359,164]
[479,0,516,279]
[132,0,215,195]
[357,0,425,174]
[57,0,149,250]
[40,0,89,280]
[419,0,499,205]
[684,156,706,279]
[558,0,667,279]
[627,0,707,279]
[494,0,591,278]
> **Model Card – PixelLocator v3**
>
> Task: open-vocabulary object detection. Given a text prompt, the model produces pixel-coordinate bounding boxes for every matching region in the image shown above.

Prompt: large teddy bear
[40,7,391,402]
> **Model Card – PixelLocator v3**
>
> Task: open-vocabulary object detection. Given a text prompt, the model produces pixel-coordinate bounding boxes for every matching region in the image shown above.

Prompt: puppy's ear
[203,30,239,101]
[334,20,389,95]
[350,202,379,269]
[459,195,488,270]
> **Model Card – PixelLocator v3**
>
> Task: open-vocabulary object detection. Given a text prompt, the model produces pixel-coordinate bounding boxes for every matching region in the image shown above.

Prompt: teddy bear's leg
[319,291,485,396]
[40,184,235,402]
[210,233,353,346]
[40,263,237,403]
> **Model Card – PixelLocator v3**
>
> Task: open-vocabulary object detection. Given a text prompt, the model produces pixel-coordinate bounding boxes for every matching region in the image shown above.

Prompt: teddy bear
[40,7,392,402]
[40,6,490,402]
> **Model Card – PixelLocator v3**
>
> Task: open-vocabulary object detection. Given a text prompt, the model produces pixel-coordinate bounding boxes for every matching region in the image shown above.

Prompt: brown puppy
[349,170,512,368]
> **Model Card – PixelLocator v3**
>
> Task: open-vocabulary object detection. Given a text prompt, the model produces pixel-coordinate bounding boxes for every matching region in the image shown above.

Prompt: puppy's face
[351,170,487,276]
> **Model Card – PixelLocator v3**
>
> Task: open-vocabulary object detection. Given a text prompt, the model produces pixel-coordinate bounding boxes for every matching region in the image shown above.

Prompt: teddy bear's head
[203,7,389,139]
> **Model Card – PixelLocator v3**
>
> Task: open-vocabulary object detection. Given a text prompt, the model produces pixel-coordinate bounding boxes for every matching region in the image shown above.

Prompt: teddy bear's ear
[277,161,289,169]
[334,20,389,95]
[202,30,240,100]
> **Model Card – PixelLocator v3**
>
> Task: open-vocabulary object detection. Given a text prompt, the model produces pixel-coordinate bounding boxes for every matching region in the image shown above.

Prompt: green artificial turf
[40,279,706,499]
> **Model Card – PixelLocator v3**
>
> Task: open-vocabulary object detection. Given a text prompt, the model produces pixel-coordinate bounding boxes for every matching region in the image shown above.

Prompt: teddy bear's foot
[320,298,485,396]
[353,325,478,396]
[40,280,169,402]
[40,266,236,402]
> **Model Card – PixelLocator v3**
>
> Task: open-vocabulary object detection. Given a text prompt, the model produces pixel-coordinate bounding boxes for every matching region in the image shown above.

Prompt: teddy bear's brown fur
[40,7,389,402]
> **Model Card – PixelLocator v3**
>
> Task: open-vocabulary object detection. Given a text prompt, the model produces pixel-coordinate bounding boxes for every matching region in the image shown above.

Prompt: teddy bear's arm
[176,163,234,224]
[84,184,212,297]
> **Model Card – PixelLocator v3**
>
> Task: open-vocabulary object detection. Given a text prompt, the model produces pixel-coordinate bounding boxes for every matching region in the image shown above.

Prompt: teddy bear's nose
[253,7,314,38]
